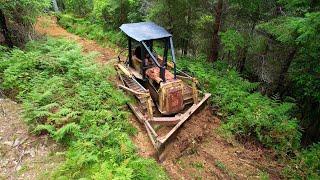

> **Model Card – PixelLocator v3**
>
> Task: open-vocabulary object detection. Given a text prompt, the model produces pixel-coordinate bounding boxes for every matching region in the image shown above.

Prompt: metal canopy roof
[120,22,172,42]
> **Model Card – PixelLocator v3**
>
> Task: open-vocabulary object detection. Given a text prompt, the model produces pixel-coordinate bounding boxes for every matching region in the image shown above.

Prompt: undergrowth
[54,13,301,155]
[283,143,320,179]
[177,57,320,178]
[50,13,312,177]
[2,12,316,179]
[57,14,126,48]
[0,38,167,179]
[178,57,301,156]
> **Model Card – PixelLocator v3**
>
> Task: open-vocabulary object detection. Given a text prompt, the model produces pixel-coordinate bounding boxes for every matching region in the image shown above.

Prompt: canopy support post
[128,37,132,66]
[164,38,168,67]
[141,41,166,82]
[169,37,177,79]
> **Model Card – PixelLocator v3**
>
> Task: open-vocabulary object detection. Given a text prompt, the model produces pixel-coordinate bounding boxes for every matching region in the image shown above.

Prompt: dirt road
[33,16,284,179]
[35,16,117,64]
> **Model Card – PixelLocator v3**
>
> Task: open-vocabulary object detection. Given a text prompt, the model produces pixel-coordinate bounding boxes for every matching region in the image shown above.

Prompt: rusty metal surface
[167,87,183,114]
[146,67,175,82]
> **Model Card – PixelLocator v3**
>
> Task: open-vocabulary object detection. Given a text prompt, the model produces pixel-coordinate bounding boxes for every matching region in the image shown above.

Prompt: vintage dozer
[116,22,211,150]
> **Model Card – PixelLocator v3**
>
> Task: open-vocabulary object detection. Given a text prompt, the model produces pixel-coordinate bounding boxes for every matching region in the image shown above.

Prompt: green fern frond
[40,102,60,111]
[54,122,81,142]
[34,110,52,118]
[32,124,56,135]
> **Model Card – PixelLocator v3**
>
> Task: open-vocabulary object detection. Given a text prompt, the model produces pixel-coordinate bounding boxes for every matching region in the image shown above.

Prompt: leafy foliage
[258,11,320,144]
[220,29,245,52]
[50,2,319,177]
[99,0,144,28]
[178,57,301,155]
[0,0,50,46]
[0,0,50,25]
[59,0,144,28]
[54,10,317,177]
[148,0,204,55]
[0,38,167,179]
[57,14,126,47]
[220,29,245,58]
[283,143,320,179]
[63,0,94,17]
[278,0,320,15]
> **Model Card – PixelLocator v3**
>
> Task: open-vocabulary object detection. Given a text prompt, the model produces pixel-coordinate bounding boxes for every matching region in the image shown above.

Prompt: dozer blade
[128,93,211,150]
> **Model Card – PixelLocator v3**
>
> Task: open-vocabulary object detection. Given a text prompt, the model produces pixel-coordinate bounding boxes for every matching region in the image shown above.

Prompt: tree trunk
[119,0,127,25]
[275,48,297,95]
[183,39,188,56]
[183,9,191,56]
[209,0,223,62]
[238,46,248,73]
[0,9,13,48]
[52,0,60,12]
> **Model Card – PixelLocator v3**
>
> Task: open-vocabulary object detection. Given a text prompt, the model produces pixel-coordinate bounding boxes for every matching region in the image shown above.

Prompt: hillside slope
[31,16,284,179]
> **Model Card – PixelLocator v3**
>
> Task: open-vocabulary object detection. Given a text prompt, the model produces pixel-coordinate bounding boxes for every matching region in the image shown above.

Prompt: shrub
[283,143,320,179]
[178,57,301,155]
[0,0,50,46]
[63,0,94,17]
[99,0,144,29]
[0,38,167,179]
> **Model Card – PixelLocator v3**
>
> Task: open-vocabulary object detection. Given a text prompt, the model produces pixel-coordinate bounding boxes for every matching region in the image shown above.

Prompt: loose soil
[160,107,283,179]
[0,98,64,179]
[24,16,283,179]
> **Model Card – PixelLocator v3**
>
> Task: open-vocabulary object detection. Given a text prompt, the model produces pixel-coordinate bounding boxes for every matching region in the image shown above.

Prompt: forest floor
[0,16,285,179]
[0,97,64,179]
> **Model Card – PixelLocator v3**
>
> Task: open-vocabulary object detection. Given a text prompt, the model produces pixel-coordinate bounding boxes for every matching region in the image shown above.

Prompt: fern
[40,102,60,111]
[34,110,52,118]
[54,122,81,142]
[32,124,56,135]
[0,37,167,179]
[178,57,301,156]
[283,143,320,179]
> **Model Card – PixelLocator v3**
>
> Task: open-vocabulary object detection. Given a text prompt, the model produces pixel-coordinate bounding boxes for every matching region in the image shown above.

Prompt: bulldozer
[115,22,211,150]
